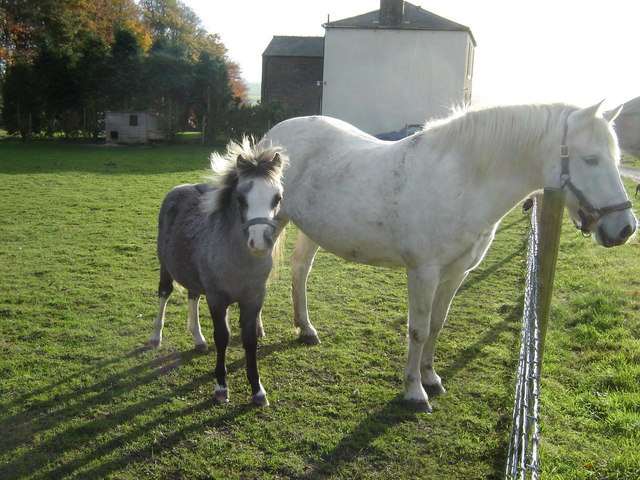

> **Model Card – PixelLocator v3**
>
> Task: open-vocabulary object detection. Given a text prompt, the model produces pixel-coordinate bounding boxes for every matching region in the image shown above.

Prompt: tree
[33,43,82,136]
[75,32,110,137]
[142,48,193,140]
[1,0,247,140]
[192,51,232,143]
[226,60,248,103]
[1,61,41,139]
[139,0,200,58]
[105,28,143,111]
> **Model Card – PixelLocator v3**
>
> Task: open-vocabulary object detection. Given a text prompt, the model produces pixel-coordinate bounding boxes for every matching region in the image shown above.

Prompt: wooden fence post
[536,187,566,362]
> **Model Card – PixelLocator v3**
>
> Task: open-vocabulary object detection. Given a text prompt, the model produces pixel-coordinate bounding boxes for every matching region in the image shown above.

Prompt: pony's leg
[150,265,173,347]
[187,292,208,352]
[291,232,321,344]
[421,272,468,396]
[208,298,231,403]
[239,301,269,406]
[404,265,440,411]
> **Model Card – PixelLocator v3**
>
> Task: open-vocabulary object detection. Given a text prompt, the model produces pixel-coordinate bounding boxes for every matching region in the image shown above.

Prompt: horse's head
[235,144,285,257]
[562,102,636,247]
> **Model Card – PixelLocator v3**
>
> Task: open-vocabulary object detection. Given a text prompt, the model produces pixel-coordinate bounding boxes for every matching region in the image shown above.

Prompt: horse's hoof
[253,394,270,407]
[424,383,446,397]
[215,385,229,404]
[149,339,161,348]
[257,327,266,338]
[404,399,433,413]
[194,343,209,352]
[298,333,321,345]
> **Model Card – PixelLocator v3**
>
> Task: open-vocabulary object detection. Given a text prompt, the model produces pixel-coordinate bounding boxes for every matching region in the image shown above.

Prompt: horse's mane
[423,103,571,156]
[201,137,287,217]
[418,103,619,172]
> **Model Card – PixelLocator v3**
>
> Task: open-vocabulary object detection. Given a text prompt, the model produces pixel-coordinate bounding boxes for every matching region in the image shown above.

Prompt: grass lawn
[0,140,638,479]
[621,151,640,169]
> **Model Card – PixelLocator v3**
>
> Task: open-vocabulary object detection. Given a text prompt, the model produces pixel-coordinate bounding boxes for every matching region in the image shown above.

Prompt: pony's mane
[201,137,287,216]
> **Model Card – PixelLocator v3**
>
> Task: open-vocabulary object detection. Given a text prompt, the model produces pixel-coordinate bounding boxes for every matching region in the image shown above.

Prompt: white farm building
[262,0,476,135]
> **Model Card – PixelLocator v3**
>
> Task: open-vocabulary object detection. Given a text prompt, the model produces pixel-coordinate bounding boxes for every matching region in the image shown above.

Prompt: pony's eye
[237,194,247,208]
[272,194,282,207]
[582,154,600,166]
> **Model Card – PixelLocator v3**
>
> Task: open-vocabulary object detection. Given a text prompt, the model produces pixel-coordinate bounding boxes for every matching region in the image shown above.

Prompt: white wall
[105,112,162,143]
[322,28,473,135]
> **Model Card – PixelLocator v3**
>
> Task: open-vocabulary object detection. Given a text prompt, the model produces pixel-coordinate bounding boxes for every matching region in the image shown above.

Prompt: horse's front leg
[291,232,321,344]
[421,272,468,396]
[208,298,231,403]
[188,292,208,351]
[404,265,440,411]
[239,300,269,406]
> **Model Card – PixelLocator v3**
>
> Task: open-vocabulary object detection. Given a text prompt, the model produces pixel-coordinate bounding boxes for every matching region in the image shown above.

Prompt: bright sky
[183,0,640,109]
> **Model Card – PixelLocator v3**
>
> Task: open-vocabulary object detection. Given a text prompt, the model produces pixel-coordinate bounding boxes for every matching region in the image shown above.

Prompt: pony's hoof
[253,394,270,407]
[215,385,229,404]
[298,333,321,345]
[404,399,433,413]
[149,339,161,348]
[424,383,446,397]
[194,343,209,352]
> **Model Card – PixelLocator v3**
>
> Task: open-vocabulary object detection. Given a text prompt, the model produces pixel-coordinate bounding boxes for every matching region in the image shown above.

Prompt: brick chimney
[379,0,404,27]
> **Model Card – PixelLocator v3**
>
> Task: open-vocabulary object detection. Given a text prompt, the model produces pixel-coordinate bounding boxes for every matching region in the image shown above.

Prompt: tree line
[0,0,296,142]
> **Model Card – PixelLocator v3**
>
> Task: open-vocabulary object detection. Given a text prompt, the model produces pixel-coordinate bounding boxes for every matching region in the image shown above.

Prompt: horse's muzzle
[595,218,636,248]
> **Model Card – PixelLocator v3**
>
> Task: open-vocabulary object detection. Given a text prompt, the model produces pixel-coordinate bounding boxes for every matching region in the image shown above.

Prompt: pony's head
[561,101,636,247]
[204,137,287,257]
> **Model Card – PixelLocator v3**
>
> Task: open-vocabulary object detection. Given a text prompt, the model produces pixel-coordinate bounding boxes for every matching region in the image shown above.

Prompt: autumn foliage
[0,0,251,141]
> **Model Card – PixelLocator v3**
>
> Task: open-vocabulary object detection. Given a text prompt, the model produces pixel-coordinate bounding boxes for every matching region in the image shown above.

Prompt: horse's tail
[172,281,187,294]
[267,221,287,285]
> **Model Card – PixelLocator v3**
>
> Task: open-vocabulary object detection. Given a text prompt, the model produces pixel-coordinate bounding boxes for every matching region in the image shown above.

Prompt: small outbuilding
[105,111,164,144]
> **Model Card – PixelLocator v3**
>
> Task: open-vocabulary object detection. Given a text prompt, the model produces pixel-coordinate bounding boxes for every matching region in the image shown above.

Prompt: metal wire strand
[505,199,542,480]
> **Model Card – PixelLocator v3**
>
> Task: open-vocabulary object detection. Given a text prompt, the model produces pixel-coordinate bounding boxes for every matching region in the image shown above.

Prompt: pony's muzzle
[247,224,275,257]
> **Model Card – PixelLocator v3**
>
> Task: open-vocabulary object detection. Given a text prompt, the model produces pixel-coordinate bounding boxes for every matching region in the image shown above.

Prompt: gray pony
[149,138,287,406]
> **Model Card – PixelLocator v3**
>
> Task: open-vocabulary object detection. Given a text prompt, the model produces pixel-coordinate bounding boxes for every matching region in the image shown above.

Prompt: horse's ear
[570,100,605,125]
[603,104,624,123]
[272,153,282,168]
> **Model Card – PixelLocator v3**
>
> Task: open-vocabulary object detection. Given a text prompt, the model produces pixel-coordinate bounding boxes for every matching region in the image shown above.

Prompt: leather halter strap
[559,120,632,234]
[242,217,278,231]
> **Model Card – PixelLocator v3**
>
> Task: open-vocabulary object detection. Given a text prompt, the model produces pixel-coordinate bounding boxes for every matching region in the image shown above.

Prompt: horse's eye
[582,154,600,166]
[272,194,282,207]
[237,194,247,208]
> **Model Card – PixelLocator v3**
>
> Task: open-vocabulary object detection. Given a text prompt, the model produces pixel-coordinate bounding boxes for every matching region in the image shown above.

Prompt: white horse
[265,102,636,410]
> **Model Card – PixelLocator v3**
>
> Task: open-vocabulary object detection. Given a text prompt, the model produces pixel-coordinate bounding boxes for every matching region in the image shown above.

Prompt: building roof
[324,2,476,46]
[263,36,324,57]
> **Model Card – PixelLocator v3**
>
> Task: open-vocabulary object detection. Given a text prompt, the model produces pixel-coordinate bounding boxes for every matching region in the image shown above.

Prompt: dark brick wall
[261,56,324,116]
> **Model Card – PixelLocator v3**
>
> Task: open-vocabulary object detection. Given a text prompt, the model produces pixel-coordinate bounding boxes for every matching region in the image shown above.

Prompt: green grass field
[1,141,638,479]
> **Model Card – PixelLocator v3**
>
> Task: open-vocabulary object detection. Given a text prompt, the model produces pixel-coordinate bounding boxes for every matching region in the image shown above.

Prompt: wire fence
[505,189,566,480]
[505,197,543,480]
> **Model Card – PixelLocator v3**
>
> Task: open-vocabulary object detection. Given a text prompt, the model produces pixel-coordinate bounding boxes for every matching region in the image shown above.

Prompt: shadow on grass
[458,215,528,294]
[305,398,420,479]
[0,338,298,480]
[305,397,507,480]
